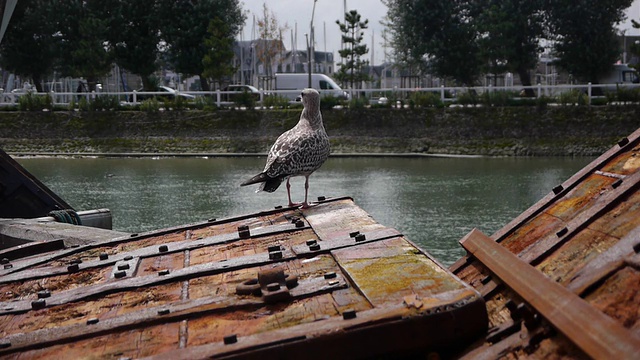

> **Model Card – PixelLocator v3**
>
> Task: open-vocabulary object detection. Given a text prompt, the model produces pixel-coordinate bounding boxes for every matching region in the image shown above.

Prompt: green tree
[159,0,245,91]
[98,0,162,90]
[202,17,237,88]
[54,1,114,92]
[336,10,370,89]
[545,0,633,84]
[0,0,59,92]
[473,0,544,95]
[384,0,482,86]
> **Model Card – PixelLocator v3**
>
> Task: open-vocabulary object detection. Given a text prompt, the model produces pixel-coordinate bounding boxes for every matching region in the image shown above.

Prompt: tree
[383,0,482,86]
[473,0,545,95]
[0,0,60,92]
[158,0,245,91]
[54,1,114,92]
[545,0,633,84]
[255,3,287,79]
[336,10,370,89]
[98,0,163,90]
[202,18,237,88]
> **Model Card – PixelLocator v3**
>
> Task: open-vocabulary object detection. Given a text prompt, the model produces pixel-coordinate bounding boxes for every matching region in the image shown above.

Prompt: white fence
[2,82,639,107]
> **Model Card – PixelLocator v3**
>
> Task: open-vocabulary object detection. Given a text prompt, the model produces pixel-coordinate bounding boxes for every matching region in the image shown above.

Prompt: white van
[600,64,639,85]
[274,73,349,100]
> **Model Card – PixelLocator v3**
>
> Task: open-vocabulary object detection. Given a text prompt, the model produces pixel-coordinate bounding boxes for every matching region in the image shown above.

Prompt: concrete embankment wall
[0,106,638,156]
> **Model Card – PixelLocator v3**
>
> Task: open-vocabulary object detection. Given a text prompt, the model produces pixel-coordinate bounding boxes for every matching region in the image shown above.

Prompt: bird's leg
[286,178,300,207]
[300,175,314,209]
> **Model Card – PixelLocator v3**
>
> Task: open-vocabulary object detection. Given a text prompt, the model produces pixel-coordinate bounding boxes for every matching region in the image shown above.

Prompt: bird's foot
[288,201,302,208]
[299,202,316,209]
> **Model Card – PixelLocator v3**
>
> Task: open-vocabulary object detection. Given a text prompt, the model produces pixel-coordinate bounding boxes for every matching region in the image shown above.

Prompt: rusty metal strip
[519,167,640,264]
[0,222,310,284]
[291,228,401,256]
[460,228,640,359]
[0,274,348,355]
[0,239,65,261]
[566,224,640,296]
[0,247,300,315]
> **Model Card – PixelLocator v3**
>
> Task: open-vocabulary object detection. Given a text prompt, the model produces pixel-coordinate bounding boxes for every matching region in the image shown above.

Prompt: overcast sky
[240,0,640,67]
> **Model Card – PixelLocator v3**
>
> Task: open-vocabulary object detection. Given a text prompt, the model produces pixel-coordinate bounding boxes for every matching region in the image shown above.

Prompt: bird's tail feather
[240,173,283,193]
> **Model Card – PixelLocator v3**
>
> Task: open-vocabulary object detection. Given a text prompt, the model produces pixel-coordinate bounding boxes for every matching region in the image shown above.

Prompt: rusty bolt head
[269,251,283,260]
[618,137,630,147]
[552,185,564,195]
[632,242,640,254]
[289,216,299,224]
[124,255,133,261]
[99,253,109,261]
[0,341,10,349]
[223,334,238,345]
[268,245,281,252]
[309,243,321,251]
[130,233,138,237]
[556,227,568,237]
[1,258,10,264]
[317,196,326,201]
[67,264,80,273]
[3,264,12,269]
[158,269,170,276]
[612,179,623,189]
[37,290,51,299]
[274,205,283,209]
[238,225,250,239]
[158,245,169,253]
[306,239,317,246]
[354,233,366,242]
[86,318,99,325]
[349,231,360,238]
[295,219,305,228]
[342,309,357,320]
[70,258,82,265]
[114,271,127,279]
[31,299,46,310]
[157,308,170,315]
[266,283,281,292]
[324,272,337,279]
[118,263,130,271]
[208,218,217,222]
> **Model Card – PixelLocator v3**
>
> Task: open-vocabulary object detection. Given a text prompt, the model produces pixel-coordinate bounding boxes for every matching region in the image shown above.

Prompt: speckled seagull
[241,88,330,208]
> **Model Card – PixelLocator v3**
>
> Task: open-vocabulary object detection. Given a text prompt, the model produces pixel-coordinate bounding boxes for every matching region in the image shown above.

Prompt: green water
[17,156,592,266]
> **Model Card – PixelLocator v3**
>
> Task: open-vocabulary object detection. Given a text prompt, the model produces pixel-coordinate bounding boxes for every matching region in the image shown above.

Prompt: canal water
[17,156,592,266]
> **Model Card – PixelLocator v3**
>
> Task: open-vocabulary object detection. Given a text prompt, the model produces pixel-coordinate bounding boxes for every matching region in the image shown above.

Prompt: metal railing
[1,82,639,107]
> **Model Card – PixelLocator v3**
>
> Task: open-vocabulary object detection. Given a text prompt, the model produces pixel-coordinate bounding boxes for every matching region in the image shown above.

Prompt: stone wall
[1,106,638,156]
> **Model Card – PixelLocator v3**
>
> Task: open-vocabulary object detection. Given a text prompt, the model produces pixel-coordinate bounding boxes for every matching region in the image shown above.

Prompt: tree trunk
[199,76,210,92]
[32,74,43,93]
[517,68,535,97]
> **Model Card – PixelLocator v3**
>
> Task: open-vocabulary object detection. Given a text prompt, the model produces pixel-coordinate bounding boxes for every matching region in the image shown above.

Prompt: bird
[241,88,330,208]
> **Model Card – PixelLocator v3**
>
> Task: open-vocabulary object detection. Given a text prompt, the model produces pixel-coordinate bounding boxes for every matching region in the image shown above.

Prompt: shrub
[558,90,588,105]
[456,90,480,106]
[480,90,517,106]
[320,95,343,109]
[193,96,218,110]
[18,93,52,111]
[140,98,160,112]
[408,91,443,108]
[90,95,121,111]
[233,90,256,109]
[263,94,290,108]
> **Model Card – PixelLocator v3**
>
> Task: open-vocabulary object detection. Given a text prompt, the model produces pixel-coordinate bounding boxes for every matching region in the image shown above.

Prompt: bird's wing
[263,128,317,178]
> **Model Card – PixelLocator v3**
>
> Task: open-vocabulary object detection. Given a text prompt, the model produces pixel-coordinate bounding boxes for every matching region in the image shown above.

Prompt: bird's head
[300,88,320,111]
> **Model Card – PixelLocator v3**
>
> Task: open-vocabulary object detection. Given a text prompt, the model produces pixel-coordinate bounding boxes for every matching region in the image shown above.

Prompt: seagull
[241,88,330,208]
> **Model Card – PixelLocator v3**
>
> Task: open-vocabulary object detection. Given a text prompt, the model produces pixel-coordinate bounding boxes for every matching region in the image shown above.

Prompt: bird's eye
[300,92,305,97]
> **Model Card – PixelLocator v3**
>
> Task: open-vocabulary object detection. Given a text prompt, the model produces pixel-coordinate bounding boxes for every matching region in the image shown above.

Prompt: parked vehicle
[599,64,639,85]
[220,84,260,102]
[274,73,349,100]
[132,86,195,102]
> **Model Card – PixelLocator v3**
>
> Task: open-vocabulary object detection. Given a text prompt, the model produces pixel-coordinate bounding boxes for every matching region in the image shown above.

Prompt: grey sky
[241,0,640,67]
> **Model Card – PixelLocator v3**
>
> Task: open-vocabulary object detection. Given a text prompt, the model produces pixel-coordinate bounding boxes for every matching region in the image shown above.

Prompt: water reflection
[17,156,591,265]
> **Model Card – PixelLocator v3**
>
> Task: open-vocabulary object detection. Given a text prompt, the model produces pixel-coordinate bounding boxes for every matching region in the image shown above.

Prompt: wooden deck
[0,197,486,359]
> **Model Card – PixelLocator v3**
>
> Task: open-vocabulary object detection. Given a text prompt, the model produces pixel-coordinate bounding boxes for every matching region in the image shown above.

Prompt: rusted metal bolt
[114,271,127,278]
[342,309,357,320]
[238,225,250,239]
[99,253,109,260]
[223,334,237,345]
[266,283,281,292]
[158,269,170,276]
[329,280,339,286]
[354,233,366,242]
[274,205,283,209]
[208,218,217,222]
[309,243,321,251]
[37,290,51,299]
[3,264,12,269]
[349,231,360,238]
[552,185,564,195]
[295,219,304,228]
[158,245,169,253]
[317,196,326,201]
[556,227,568,237]
[306,239,317,246]
[1,258,10,264]
[632,242,640,254]
[480,275,492,285]
[70,258,82,265]
[0,341,10,349]
[130,233,138,237]
[117,264,130,271]
[289,216,299,224]
[31,299,46,310]
[124,255,133,261]
[324,272,337,279]
[67,264,79,272]
[268,245,281,252]
[618,137,630,147]
[269,251,283,260]
[612,179,623,189]
[86,318,99,325]
[157,308,170,315]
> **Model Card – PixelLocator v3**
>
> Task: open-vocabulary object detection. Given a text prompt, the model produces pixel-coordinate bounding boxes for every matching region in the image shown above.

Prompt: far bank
[0,106,638,156]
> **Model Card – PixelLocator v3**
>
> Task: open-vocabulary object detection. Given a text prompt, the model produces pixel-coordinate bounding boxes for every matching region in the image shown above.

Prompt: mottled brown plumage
[241,88,330,208]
